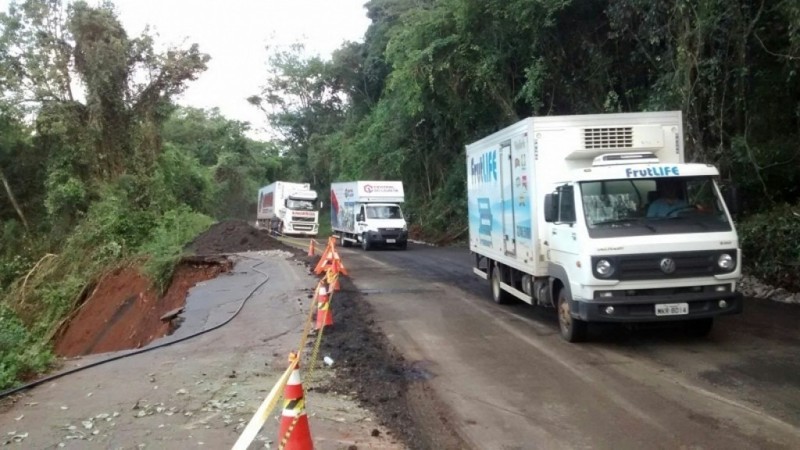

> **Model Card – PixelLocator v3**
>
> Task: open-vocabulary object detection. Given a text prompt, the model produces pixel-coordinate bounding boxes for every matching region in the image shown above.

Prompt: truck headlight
[402,224,408,232]
[717,253,735,271]
[595,259,614,278]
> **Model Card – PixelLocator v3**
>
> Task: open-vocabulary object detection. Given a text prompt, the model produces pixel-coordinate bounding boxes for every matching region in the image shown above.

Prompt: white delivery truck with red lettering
[256,182,319,236]
[330,181,408,250]
[466,111,743,342]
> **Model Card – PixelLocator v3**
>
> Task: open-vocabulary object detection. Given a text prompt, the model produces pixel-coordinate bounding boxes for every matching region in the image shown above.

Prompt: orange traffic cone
[307,240,315,257]
[315,284,333,330]
[332,251,348,276]
[314,248,333,275]
[278,353,314,450]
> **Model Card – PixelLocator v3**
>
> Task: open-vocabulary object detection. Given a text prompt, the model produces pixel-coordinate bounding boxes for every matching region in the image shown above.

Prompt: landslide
[53,220,281,357]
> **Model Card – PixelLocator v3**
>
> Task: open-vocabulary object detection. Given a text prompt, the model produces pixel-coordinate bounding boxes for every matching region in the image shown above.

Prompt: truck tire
[490,264,512,304]
[341,235,352,248]
[557,287,587,343]
[361,233,371,251]
[397,241,408,250]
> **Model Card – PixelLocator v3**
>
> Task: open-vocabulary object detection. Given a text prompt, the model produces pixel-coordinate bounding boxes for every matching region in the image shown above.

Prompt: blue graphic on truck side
[470,151,498,185]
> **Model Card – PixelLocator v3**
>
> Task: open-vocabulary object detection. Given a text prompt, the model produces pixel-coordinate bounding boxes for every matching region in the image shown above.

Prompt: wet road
[340,242,800,449]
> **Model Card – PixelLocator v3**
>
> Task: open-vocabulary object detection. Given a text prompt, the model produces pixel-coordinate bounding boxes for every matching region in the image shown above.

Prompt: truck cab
[544,153,742,341]
[356,202,407,250]
[282,190,319,236]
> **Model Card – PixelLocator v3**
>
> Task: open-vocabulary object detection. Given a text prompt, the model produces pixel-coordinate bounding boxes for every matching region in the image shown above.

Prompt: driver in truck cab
[647,180,689,218]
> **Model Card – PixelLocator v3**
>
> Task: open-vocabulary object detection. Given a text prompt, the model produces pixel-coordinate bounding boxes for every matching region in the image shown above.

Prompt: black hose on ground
[0,271,271,400]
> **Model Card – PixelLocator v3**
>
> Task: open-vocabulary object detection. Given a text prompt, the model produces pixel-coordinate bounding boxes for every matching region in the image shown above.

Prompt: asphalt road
[339,242,800,449]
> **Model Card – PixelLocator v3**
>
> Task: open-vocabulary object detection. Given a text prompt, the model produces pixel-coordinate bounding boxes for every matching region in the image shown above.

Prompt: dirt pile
[186,219,282,255]
[314,273,467,450]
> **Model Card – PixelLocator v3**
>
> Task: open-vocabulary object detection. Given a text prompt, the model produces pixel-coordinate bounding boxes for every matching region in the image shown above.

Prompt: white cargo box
[466,111,683,276]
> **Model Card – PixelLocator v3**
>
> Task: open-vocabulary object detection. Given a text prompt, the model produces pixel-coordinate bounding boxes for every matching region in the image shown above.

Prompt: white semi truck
[330,181,408,250]
[256,182,319,236]
[466,111,743,342]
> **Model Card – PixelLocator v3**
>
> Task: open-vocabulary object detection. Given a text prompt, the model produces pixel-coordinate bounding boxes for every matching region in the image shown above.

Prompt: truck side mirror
[544,193,558,222]
[357,213,364,222]
[722,185,740,217]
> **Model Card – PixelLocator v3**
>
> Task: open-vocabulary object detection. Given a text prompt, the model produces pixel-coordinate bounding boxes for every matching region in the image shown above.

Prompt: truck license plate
[655,303,689,316]
[386,239,396,243]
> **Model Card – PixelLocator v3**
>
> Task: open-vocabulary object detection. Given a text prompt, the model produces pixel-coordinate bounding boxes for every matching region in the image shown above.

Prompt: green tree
[162,106,283,219]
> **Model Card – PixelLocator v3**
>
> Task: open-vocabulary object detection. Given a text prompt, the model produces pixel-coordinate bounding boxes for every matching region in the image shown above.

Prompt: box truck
[466,111,743,342]
[330,181,408,250]
[256,182,319,236]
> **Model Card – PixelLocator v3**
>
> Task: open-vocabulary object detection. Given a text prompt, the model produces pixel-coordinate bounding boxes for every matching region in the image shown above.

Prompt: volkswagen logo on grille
[660,257,677,274]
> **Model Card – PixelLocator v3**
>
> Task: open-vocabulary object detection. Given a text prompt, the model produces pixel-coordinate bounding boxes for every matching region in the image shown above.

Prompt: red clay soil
[54,220,279,358]
[54,259,230,357]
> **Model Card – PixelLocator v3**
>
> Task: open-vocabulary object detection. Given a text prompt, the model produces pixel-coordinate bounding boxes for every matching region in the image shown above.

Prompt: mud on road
[316,275,468,450]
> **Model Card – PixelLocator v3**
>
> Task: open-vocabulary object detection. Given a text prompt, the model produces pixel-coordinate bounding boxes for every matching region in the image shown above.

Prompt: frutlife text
[625,166,680,177]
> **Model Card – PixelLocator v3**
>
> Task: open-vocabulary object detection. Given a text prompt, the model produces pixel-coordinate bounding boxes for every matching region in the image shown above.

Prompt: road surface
[0,251,400,449]
[340,242,800,449]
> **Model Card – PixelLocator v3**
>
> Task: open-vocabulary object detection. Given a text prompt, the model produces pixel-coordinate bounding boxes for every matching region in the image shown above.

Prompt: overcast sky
[1,0,372,138]
[114,0,371,137]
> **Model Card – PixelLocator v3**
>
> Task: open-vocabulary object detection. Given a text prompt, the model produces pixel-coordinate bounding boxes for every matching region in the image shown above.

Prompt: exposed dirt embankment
[54,220,284,357]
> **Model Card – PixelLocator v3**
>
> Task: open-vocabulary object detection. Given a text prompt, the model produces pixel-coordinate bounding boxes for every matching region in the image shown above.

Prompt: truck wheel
[490,265,511,304]
[341,235,352,248]
[397,241,408,250]
[557,287,587,343]
[686,318,713,337]
[361,233,371,251]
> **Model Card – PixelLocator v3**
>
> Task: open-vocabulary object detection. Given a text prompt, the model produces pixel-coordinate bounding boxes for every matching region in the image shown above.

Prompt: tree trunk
[0,167,30,232]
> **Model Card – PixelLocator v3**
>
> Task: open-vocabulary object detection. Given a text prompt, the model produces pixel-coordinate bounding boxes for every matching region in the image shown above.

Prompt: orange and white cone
[278,353,314,450]
[315,284,333,330]
[314,248,333,275]
[307,239,315,257]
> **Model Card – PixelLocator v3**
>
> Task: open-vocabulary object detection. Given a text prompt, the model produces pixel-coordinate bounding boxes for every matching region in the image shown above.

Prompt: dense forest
[1,0,799,388]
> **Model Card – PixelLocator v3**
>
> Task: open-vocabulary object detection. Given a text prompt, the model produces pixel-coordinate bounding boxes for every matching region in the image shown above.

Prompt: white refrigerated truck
[330,181,408,250]
[256,182,319,236]
[466,111,743,342]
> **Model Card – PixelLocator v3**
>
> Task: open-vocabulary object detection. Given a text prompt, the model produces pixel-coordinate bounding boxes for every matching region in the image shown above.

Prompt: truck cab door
[357,205,367,233]
[499,141,517,256]
[548,184,580,270]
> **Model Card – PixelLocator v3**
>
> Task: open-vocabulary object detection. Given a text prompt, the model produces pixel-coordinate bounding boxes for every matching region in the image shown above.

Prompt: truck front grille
[293,216,316,222]
[379,228,403,239]
[592,250,736,281]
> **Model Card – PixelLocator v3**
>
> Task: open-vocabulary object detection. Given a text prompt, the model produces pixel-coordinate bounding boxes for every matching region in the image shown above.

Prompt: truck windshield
[366,205,403,220]
[286,199,315,210]
[579,176,732,238]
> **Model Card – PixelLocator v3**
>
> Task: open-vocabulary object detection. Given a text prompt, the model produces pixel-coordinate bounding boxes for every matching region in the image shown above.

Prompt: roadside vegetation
[2,0,800,388]
[0,1,281,389]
